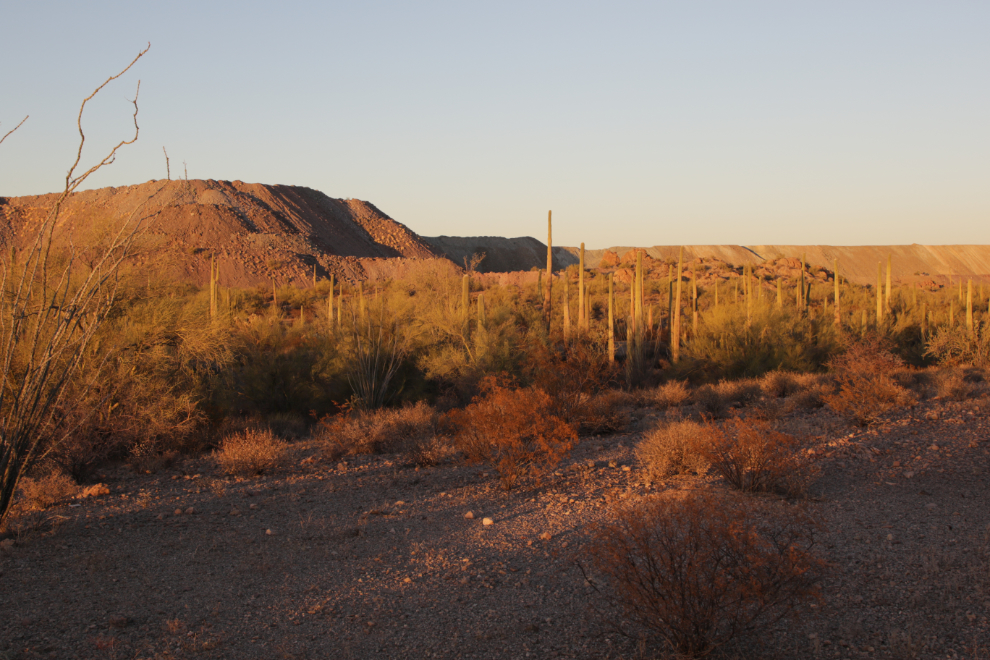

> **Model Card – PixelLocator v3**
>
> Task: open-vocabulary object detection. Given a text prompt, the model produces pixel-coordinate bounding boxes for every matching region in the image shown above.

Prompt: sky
[1,1,988,249]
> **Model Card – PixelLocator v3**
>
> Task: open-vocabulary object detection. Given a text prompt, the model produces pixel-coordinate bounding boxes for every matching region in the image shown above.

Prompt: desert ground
[2,385,989,660]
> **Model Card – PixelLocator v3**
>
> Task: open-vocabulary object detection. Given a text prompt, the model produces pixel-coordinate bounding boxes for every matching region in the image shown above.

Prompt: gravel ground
[2,394,989,660]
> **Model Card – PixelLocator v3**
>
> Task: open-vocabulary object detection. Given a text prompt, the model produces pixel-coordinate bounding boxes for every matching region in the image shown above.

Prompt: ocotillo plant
[608,273,615,363]
[478,292,486,330]
[672,247,683,363]
[579,242,586,331]
[359,281,366,322]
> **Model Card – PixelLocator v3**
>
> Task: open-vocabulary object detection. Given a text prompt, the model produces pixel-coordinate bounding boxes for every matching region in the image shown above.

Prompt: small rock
[403,577,412,583]
[108,615,129,628]
[174,509,183,516]
[395,501,405,506]
[621,466,631,472]
[538,532,552,541]
[887,534,894,541]
[78,483,110,499]
[925,503,937,511]
[903,471,915,478]
[464,511,474,519]
[265,529,273,535]
[230,509,241,516]
[184,507,195,515]
[482,518,494,526]
[249,503,258,510]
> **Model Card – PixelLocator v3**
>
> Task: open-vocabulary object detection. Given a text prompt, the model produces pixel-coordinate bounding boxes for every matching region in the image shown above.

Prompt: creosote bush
[823,336,914,426]
[650,380,691,409]
[579,491,827,658]
[635,420,710,481]
[15,472,78,511]
[449,376,577,489]
[696,418,817,497]
[214,428,286,476]
[316,401,444,462]
[693,384,731,419]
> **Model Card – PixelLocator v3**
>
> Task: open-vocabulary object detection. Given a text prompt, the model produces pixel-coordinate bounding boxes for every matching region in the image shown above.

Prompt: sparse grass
[214,428,287,476]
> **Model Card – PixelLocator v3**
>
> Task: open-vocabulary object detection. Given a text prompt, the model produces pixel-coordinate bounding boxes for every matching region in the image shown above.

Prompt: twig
[0,116,29,148]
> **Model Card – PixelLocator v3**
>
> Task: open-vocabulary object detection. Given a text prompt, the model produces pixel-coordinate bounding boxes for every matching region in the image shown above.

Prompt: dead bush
[695,418,817,497]
[651,380,691,409]
[448,376,577,489]
[214,428,286,476]
[717,378,763,406]
[16,472,78,510]
[576,390,630,435]
[316,401,440,460]
[761,370,802,398]
[823,336,914,426]
[693,384,730,419]
[579,491,827,658]
[635,420,710,481]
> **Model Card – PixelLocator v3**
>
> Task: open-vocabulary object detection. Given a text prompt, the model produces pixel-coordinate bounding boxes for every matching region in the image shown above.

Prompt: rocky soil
[2,392,990,659]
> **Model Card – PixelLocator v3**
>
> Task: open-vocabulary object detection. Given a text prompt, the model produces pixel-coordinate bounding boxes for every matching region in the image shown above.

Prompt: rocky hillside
[0,179,442,287]
[3,179,988,288]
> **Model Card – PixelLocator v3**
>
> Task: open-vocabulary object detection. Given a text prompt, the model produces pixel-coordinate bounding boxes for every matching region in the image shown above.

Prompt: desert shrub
[693,384,730,419]
[448,377,577,489]
[823,336,914,426]
[651,380,691,409]
[266,412,309,440]
[761,370,802,398]
[925,322,990,368]
[695,418,816,497]
[316,401,441,460]
[16,472,78,511]
[575,390,630,435]
[579,491,827,658]
[214,428,286,476]
[635,420,710,481]
[933,367,979,401]
[789,384,827,410]
[716,378,763,406]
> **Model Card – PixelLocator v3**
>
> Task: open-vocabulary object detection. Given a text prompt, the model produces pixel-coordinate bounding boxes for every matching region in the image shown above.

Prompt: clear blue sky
[1,1,988,248]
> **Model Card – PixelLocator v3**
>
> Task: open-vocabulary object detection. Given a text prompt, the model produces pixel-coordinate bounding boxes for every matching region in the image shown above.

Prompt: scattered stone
[0,539,14,551]
[184,507,195,515]
[621,466,631,472]
[395,501,405,506]
[230,509,241,516]
[249,503,258,510]
[265,529,273,535]
[464,511,474,519]
[482,518,494,526]
[174,509,183,516]
[925,503,937,511]
[403,577,412,583]
[538,532,552,541]
[903,471,915,478]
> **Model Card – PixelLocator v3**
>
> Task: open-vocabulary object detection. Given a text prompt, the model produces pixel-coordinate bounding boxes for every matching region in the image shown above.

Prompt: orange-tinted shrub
[823,336,913,426]
[579,491,827,658]
[696,418,816,497]
[448,376,577,489]
[213,428,286,476]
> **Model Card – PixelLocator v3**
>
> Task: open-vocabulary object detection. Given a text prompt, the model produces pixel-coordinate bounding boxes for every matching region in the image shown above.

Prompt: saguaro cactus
[579,242,586,331]
[563,275,572,340]
[328,274,335,325]
[478,292,486,330]
[967,279,974,333]
[833,259,841,327]
[692,271,699,335]
[607,273,615,363]
[672,248,683,363]
[635,251,644,345]
[209,255,219,319]
[885,254,892,311]
[545,211,553,326]
[876,262,883,325]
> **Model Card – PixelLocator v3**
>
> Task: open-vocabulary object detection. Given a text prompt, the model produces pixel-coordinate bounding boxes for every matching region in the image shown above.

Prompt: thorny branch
[0,116,29,149]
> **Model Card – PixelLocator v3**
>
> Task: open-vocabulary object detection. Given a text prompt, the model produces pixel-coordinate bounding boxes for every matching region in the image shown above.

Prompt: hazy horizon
[2,2,988,248]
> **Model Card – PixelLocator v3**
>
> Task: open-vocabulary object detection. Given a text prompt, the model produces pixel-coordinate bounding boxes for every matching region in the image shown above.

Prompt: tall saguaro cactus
[692,271,699,335]
[563,275,572,340]
[545,211,553,327]
[635,250,644,345]
[607,273,615,363]
[833,259,841,328]
[478,292,486,330]
[209,255,219,319]
[328,274,335,326]
[578,242,586,331]
[672,247,683,363]
[885,255,892,311]
[876,263,883,325]
[967,279,974,333]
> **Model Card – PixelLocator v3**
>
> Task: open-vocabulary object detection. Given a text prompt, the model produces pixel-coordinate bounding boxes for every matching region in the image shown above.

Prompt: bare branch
[163,146,170,180]
[0,115,29,149]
